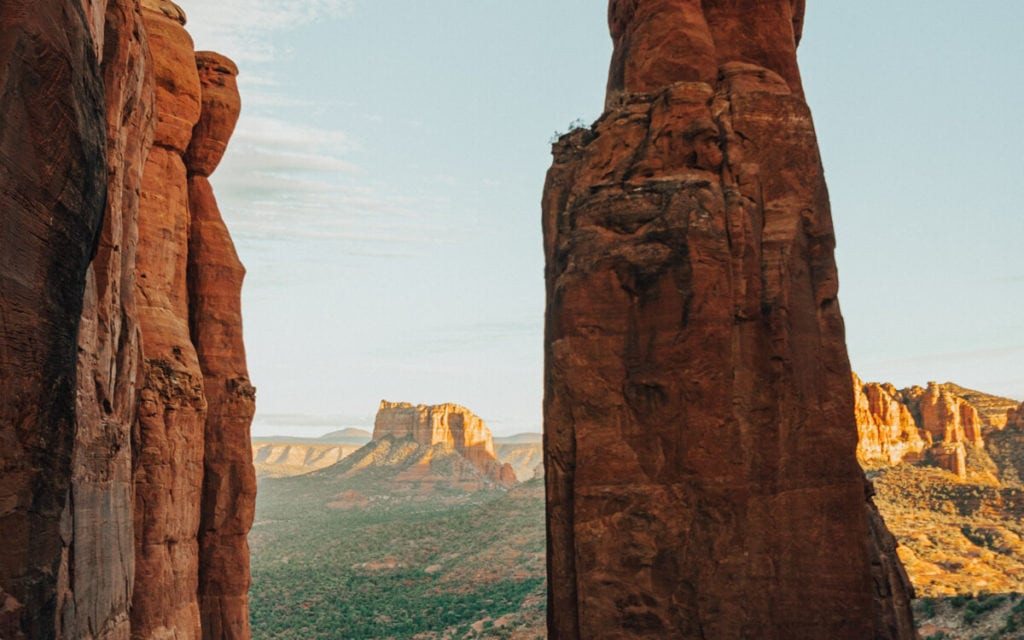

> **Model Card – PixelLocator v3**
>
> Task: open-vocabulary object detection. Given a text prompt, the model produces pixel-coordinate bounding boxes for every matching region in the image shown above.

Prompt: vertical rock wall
[0,3,107,638]
[186,52,257,640]
[542,2,917,638]
[131,5,206,637]
[61,0,155,638]
[0,2,254,638]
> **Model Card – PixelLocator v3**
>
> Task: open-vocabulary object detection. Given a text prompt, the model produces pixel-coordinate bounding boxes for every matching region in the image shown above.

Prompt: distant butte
[374,400,517,487]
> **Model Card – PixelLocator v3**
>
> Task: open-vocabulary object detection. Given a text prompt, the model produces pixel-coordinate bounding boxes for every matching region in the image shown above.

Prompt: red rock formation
[1,3,253,638]
[131,5,207,637]
[186,51,257,640]
[905,382,984,449]
[542,2,916,638]
[61,1,155,638]
[373,401,517,486]
[0,3,108,637]
[854,374,926,466]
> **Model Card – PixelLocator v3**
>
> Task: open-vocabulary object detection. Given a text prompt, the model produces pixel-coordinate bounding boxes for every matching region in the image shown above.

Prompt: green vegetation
[249,471,546,639]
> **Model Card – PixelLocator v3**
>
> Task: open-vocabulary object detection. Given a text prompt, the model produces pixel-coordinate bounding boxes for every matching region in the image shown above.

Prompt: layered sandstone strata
[186,51,257,640]
[1009,403,1024,429]
[374,401,516,486]
[542,2,916,638]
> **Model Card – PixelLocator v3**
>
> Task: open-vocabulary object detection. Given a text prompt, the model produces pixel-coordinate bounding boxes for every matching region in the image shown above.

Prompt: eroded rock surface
[0,3,108,637]
[542,2,916,638]
[186,51,257,640]
[61,1,155,638]
[374,401,516,486]
[854,374,927,466]
[1,3,253,638]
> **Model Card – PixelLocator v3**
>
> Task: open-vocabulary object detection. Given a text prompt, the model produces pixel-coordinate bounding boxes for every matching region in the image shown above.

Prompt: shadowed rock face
[62,1,155,639]
[186,51,257,640]
[0,3,108,638]
[542,2,917,638]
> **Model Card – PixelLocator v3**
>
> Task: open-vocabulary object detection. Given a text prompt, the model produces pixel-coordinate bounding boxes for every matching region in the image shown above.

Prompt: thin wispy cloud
[179,0,355,64]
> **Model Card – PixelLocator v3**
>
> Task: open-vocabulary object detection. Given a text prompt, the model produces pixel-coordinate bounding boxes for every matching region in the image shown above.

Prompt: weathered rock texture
[131,6,207,637]
[0,3,108,637]
[853,374,926,466]
[186,51,256,640]
[61,1,155,638]
[373,401,517,486]
[542,2,917,638]
[1009,403,1024,430]
[853,376,998,479]
[0,2,254,638]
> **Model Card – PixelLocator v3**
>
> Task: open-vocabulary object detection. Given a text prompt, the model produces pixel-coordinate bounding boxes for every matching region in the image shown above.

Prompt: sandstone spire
[542,2,917,637]
[186,51,258,640]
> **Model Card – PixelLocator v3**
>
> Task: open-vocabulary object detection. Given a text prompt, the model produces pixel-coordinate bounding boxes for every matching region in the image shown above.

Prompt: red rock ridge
[853,373,927,466]
[373,401,517,486]
[543,2,917,638]
[0,3,255,638]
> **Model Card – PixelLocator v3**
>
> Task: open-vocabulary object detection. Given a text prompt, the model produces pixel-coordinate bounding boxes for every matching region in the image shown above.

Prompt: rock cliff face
[0,3,109,637]
[542,2,916,638]
[131,6,207,637]
[187,51,256,640]
[0,2,254,638]
[1009,403,1024,430]
[853,376,997,479]
[63,1,155,638]
[374,401,516,486]
[853,374,927,466]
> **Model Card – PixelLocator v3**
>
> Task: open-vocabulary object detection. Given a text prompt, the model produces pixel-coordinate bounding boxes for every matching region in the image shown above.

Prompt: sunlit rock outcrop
[374,401,517,486]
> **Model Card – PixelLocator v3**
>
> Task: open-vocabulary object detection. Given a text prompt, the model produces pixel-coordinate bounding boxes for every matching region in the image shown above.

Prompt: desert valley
[2,1,1022,640]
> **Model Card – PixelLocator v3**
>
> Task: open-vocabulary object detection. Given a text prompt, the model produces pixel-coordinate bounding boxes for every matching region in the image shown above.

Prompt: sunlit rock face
[186,51,257,640]
[542,2,918,638]
[132,6,206,637]
[374,401,517,486]
[854,374,927,466]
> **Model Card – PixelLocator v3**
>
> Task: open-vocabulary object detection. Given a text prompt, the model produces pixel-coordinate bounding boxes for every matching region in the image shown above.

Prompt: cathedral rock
[542,2,918,638]
[0,1,255,638]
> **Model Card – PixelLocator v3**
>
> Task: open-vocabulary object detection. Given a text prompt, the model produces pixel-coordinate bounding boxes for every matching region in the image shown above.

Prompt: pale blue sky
[176,1,1023,436]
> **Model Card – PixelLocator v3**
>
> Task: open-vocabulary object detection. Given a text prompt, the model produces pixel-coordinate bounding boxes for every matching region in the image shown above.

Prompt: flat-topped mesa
[543,2,916,638]
[186,50,255,640]
[374,401,516,486]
